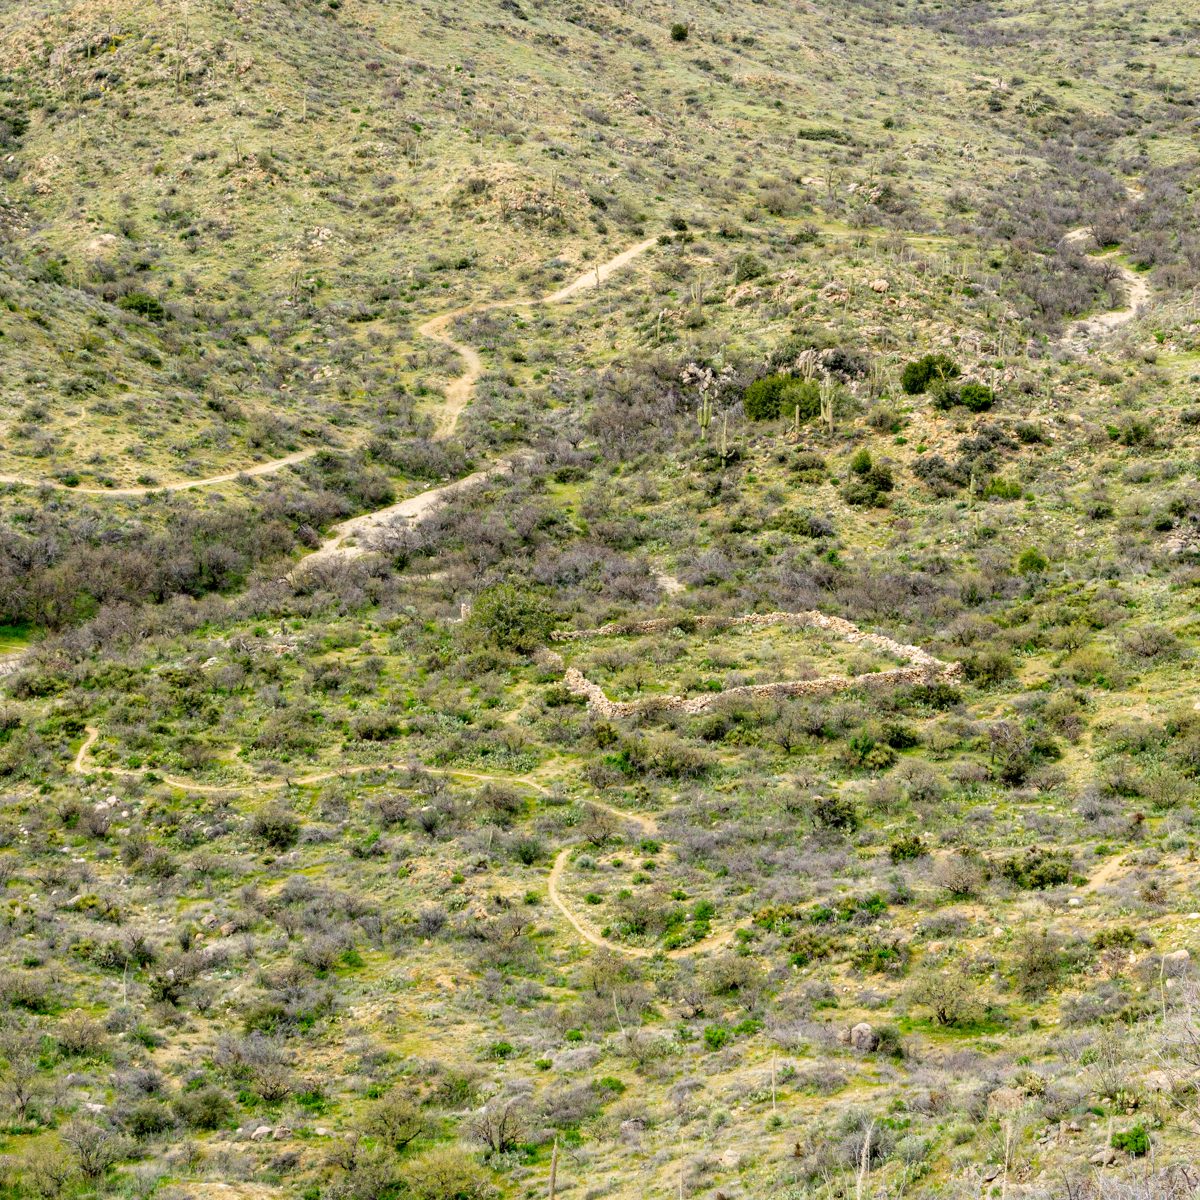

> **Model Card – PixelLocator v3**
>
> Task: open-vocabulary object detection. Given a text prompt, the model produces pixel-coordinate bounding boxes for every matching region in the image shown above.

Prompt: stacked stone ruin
[552,610,961,718]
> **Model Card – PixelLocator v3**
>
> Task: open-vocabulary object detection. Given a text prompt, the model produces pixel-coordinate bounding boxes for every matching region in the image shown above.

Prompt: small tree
[0,1023,44,1123]
[404,1146,490,1200]
[467,1097,527,1155]
[60,1118,128,1183]
[365,1087,430,1150]
[901,353,960,395]
[909,969,983,1027]
[467,583,555,653]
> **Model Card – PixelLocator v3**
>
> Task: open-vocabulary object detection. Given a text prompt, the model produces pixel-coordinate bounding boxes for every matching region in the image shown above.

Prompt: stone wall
[563,661,962,719]
[554,609,960,719]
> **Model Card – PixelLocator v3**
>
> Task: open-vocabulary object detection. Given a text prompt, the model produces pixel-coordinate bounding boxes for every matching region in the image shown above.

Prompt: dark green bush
[1000,847,1072,890]
[467,583,555,653]
[670,21,689,41]
[743,374,821,421]
[959,382,995,412]
[901,354,960,395]
[118,291,167,321]
[1111,1125,1150,1156]
[840,451,894,507]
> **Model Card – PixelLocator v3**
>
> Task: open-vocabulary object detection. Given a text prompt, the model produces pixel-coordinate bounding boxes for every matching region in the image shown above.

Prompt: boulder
[850,1022,878,1052]
[1162,949,1191,977]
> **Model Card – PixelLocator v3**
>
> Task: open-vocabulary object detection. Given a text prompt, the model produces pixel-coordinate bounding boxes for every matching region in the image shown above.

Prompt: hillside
[2,2,1200,1200]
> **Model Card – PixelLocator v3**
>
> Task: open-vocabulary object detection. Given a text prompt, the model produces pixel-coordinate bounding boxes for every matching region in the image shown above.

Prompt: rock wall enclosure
[553,610,961,718]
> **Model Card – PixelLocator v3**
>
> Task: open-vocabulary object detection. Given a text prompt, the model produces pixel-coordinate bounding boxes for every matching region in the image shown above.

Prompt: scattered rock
[250,1125,273,1142]
[869,278,890,293]
[1090,1148,1118,1167]
[619,1117,646,1144]
[1162,949,1191,976]
[850,1022,878,1052]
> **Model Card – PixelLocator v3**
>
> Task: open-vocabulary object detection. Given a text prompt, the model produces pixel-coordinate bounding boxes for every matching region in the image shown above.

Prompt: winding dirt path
[300,237,659,565]
[415,237,656,442]
[0,238,657,501]
[0,450,317,496]
[72,725,733,957]
[1061,225,1150,346]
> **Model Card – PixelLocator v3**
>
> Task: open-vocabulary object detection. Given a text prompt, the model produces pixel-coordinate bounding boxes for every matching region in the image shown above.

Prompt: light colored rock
[850,1022,878,1052]
[250,1125,273,1142]
[1162,949,1192,977]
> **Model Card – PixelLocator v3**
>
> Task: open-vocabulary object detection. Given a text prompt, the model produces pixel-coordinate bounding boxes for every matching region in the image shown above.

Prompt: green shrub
[1111,1125,1150,1157]
[733,252,766,283]
[959,382,995,411]
[889,834,927,863]
[250,806,300,850]
[126,1100,175,1137]
[901,353,960,395]
[403,1145,491,1200]
[118,291,167,321]
[743,374,821,421]
[813,793,859,830]
[1000,847,1072,890]
[173,1086,233,1130]
[840,452,894,507]
[703,1024,730,1050]
[983,476,1022,500]
[1016,547,1049,575]
[670,21,689,40]
[849,447,873,475]
[467,583,555,653]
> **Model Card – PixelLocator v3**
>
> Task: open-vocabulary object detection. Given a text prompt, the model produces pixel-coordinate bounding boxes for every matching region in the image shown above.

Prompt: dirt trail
[0,450,316,496]
[412,237,655,443]
[0,651,27,679]
[547,842,736,959]
[300,237,658,566]
[72,724,550,796]
[1061,225,1150,346]
[73,726,731,957]
[544,796,736,959]
[1082,852,1129,894]
[0,238,656,499]
[301,463,512,569]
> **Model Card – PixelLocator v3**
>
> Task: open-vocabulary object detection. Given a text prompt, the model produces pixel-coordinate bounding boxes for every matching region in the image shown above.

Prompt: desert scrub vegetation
[2,0,1200,1197]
